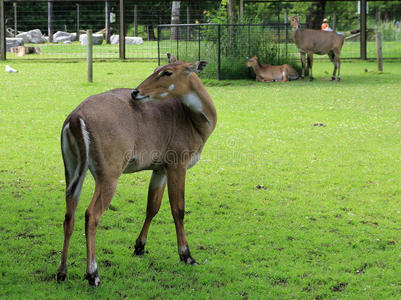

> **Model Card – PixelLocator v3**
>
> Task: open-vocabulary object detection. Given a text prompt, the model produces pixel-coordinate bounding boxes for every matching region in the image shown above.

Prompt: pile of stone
[53,31,77,44]
[110,35,144,45]
[79,34,104,46]
[16,29,47,44]
[6,38,24,52]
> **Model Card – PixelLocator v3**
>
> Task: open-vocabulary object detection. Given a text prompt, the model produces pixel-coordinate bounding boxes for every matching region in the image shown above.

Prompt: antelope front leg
[167,165,197,265]
[134,169,167,255]
[300,52,306,79]
[85,179,118,286]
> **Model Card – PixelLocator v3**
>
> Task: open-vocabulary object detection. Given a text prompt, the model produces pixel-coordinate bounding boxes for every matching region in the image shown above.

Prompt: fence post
[198,25,201,61]
[360,0,367,60]
[186,4,190,41]
[0,0,5,61]
[285,11,288,57]
[157,26,160,66]
[376,31,383,71]
[134,5,138,36]
[375,10,383,71]
[13,2,17,37]
[245,24,248,57]
[76,4,80,41]
[176,26,179,60]
[87,30,93,82]
[119,0,125,59]
[48,1,53,42]
[332,12,336,31]
[105,0,110,44]
[217,24,221,80]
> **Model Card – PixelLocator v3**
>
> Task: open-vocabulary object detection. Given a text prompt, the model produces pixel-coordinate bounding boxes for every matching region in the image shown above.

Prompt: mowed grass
[0,59,400,299]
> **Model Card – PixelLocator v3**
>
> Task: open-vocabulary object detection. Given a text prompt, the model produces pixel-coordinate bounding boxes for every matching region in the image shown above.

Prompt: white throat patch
[168,84,175,91]
[181,92,203,113]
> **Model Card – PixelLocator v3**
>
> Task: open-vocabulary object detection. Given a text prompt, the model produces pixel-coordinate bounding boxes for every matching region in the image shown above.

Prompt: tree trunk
[307,0,327,29]
[147,24,155,41]
[227,0,236,24]
[170,1,180,40]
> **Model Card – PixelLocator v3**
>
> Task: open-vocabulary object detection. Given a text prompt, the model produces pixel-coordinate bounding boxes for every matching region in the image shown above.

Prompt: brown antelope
[56,54,217,286]
[10,46,41,56]
[245,56,299,82]
[290,16,344,81]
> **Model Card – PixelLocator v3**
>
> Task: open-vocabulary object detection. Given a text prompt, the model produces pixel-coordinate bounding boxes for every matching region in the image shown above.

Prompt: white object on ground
[5,65,18,73]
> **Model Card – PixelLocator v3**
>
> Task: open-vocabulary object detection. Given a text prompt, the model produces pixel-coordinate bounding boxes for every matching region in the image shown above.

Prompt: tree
[170,1,180,40]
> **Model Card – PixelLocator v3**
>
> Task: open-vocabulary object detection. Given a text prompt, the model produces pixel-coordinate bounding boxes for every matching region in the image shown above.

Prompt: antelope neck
[177,79,216,137]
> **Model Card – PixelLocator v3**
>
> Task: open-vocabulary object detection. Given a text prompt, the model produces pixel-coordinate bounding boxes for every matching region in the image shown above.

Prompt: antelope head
[245,56,259,68]
[290,16,300,29]
[131,59,208,103]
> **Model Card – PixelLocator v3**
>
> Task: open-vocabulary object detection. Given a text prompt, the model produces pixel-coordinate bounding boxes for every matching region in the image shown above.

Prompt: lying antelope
[56,54,217,286]
[290,16,344,81]
[245,56,299,82]
[10,46,41,56]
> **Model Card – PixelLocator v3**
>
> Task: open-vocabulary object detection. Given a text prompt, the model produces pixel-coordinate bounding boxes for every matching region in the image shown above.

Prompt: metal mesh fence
[1,0,400,66]
[158,23,302,80]
[1,0,219,60]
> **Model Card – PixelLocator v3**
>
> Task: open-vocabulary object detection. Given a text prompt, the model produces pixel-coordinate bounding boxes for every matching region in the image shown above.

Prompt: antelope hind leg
[134,169,167,255]
[84,179,118,286]
[328,51,337,81]
[307,52,314,81]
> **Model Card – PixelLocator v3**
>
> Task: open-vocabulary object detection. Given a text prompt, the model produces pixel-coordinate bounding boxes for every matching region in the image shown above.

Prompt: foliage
[379,22,401,41]
[1,60,401,299]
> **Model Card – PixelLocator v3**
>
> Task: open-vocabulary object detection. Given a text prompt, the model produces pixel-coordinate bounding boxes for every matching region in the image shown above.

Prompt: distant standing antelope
[290,16,344,81]
[56,54,217,286]
[246,56,299,82]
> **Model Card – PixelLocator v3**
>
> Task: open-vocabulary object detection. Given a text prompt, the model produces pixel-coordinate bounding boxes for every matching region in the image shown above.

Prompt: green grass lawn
[0,59,400,299]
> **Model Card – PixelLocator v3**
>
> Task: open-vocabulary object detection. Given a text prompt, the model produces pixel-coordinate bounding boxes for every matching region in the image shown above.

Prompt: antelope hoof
[180,254,198,265]
[337,77,341,82]
[85,272,101,286]
[134,242,145,256]
[301,75,305,80]
[330,76,336,81]
[179,246,198,265]
[56,271,66,282]
[309,76,314,82]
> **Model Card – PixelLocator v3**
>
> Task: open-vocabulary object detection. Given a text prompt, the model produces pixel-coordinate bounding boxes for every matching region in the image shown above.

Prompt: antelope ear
[167,53,177,63]
[186,61,209,74]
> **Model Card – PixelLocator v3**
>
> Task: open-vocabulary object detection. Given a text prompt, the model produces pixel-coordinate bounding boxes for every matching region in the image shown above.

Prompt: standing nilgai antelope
[290,16,344,81]
[56,54,217,286]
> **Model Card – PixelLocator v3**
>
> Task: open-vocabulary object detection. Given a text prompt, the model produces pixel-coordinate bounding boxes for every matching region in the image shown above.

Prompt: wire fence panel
[158,24,219,78]
[2,0,400,62]
[4,1,120,59]
[158,23,302,80]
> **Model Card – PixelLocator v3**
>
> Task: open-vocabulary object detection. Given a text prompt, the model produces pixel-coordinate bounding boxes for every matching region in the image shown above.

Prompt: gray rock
[6,38,24,51]
[53,31,74,43]
[110,35,144,45]
[16,32,30,43]
[79,34,104,45]
[26,29,47,43]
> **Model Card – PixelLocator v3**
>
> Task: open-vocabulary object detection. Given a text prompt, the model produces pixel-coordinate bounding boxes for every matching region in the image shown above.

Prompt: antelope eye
[160,70,173,77]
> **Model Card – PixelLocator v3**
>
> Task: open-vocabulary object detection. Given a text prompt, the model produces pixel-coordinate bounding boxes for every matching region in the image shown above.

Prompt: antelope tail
[61,116,90,200]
